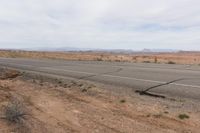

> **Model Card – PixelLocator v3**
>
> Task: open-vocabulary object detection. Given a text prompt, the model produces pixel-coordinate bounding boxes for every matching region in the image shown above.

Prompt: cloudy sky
[0,0,200,50]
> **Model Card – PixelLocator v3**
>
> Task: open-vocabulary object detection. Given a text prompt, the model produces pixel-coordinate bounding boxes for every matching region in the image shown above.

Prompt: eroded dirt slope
[0,68,199,133]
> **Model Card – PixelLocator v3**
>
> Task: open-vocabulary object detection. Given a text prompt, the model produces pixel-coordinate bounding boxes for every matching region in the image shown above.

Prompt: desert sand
[1,50,200,65]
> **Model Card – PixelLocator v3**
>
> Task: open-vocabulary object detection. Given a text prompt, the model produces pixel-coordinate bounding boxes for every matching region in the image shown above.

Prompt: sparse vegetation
[146,114,151,117]
[143,61,151,63]
[153,114,162,118]
[115,59,121,62]
[3,96,27,123]
[0,68,21,80]
[167,61,176,64]
[178,114,190,120]
[120,99,126,103]
[154,57,158,63]
[164,111,169,114]
[81,88,88,92]
[96,58,103,61]
[1,50,200,64]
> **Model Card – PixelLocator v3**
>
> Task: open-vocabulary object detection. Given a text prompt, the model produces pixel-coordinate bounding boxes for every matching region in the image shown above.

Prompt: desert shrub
[178,114,189,120]
[154,57,158,63]
[96,58,103,61]
[143,61,151,63]
[120,99,126,103]
[115,59,121,62]
[3,97,27,123]
[167,61,176,64]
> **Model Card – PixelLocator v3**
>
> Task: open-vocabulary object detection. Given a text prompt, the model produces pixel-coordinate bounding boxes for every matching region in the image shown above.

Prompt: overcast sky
[0,0,200,50]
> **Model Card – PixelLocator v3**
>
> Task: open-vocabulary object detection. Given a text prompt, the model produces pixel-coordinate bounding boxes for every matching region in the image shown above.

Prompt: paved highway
[0,57,200,100]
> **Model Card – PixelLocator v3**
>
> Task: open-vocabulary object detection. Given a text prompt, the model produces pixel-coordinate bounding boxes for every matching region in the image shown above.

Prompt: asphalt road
[0,57,200,100]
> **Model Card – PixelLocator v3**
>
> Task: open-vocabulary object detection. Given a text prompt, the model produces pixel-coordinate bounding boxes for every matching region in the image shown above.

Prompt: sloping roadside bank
[0,67,199,133]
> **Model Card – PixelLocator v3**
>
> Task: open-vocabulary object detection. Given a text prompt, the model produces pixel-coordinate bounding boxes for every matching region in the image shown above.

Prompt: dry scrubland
[1,50,200,64]
[0,68,199,132]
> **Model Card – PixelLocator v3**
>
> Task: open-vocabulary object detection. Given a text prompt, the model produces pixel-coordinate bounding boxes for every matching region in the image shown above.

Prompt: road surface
[0,57,200,100]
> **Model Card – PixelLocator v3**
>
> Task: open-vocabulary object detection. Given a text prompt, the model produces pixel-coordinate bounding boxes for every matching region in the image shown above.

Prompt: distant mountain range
[141,49,178,53]
[2,47,180,53]
[23,47,86,52]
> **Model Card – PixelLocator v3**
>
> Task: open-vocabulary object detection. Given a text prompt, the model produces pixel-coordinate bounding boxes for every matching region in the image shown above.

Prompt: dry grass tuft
[3,96,27,124]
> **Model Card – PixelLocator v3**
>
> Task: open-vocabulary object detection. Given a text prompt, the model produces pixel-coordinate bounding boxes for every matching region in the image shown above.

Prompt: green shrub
[178,114,189,120]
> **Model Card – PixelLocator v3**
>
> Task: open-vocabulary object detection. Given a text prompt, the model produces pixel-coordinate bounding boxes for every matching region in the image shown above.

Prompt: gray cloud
[0,0,200,50]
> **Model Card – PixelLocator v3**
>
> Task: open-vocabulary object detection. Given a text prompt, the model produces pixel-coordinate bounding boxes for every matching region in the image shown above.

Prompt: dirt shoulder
[0,68,199,133]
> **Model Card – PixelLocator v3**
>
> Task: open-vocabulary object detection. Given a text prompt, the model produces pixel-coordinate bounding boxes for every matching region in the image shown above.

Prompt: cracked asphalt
[0,57,200,100]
